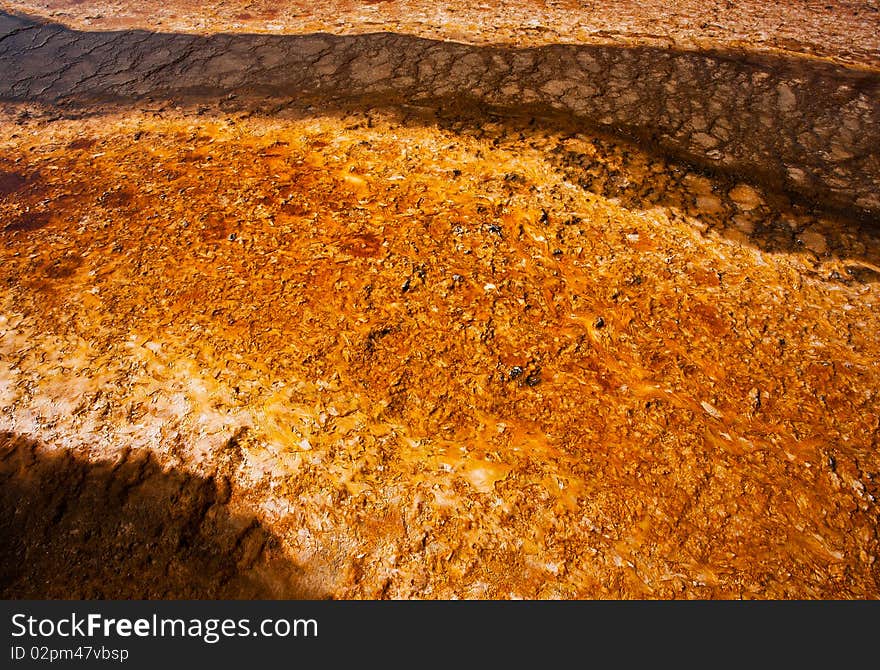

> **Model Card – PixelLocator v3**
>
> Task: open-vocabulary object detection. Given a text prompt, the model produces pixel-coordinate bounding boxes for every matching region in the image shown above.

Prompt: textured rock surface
[4,1,880,66]
[1,2,879,600]
[1,9,878,217]
[2,104,879,599]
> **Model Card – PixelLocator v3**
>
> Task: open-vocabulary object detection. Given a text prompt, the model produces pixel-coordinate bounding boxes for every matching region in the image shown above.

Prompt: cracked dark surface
[5,1,879,67]
[1,11,878,219]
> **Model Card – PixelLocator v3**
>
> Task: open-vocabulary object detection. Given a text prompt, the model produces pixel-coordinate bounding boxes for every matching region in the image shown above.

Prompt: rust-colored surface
[1,2,879,599]
[2,100,878,598]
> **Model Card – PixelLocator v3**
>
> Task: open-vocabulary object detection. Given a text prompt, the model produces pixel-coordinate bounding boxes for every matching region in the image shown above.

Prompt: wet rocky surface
[0,2,878,599]
[1,10,878,218]
[5,1,880,66]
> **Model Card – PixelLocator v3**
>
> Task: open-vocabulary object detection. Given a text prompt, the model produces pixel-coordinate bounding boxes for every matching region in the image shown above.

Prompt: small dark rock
[228,233,237,241]
[401,277,412,293]
[525,371,541,387]
[509,366,524,380]
[846,265,880,283]
[539,209,550,224]
[488,224,503,235]
[594,316,605,329]
[748,387,761,410]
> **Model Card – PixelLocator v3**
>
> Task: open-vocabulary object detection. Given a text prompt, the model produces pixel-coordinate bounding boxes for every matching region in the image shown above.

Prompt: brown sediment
[0,2,878,600]
[0,170,29,197]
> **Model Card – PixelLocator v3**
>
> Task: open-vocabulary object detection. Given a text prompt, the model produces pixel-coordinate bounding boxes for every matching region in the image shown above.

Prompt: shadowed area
[0,432,325,599]
[0,10,878,219]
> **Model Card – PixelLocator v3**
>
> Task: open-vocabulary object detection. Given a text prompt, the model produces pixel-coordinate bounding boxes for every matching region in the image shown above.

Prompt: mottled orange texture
[1,0,878,600]
[1,100,878,598]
